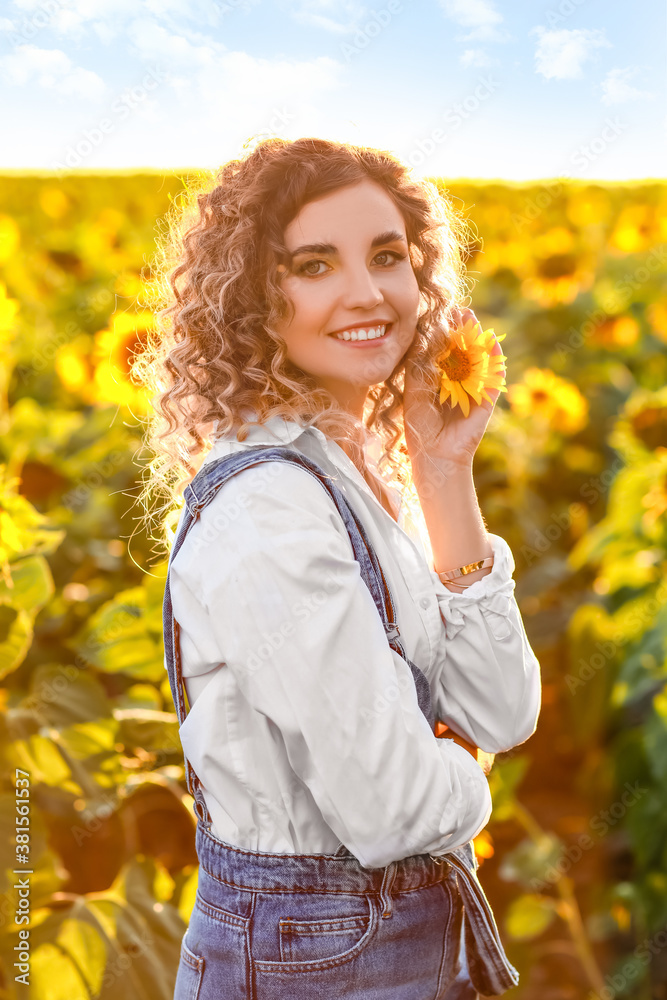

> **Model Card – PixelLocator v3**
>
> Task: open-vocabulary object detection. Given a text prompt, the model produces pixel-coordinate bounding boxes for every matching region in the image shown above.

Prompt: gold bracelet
[437,556,494,582]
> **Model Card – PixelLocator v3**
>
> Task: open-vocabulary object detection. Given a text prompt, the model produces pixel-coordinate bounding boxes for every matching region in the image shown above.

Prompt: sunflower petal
[462,380,483,404]
[453,382,471,417]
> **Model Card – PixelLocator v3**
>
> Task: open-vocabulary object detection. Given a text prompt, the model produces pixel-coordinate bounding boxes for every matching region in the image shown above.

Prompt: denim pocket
[173,936,205,1000]
[253,892,380,974]
[279,909,372,963]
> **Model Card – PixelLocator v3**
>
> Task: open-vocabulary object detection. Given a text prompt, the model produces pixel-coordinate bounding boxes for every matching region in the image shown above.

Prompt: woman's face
[274,179,422,418]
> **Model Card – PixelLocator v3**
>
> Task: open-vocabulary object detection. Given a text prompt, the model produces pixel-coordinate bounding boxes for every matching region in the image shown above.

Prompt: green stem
[511,799,606,993]
[556,876,607,995]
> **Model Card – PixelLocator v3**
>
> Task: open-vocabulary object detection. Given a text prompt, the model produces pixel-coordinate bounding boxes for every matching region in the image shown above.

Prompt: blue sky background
[0,0,664,178]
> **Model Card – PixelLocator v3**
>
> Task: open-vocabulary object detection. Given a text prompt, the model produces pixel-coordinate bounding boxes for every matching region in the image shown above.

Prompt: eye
[374,250,406,266]
[296,250,406,276]
[298,259,328,276]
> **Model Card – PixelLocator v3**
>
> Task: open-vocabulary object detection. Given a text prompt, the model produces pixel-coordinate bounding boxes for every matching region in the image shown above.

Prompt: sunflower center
[439,346,472,382]
[119,328,149,375]
[537,253,578,279]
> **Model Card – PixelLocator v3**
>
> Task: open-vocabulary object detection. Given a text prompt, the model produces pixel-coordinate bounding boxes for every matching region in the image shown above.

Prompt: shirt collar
[210,411,323,450]
[206,411,393,510]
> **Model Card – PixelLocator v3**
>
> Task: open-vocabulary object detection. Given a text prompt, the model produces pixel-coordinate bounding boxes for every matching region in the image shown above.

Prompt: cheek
[400,278,422,324]
[288,286,326,327]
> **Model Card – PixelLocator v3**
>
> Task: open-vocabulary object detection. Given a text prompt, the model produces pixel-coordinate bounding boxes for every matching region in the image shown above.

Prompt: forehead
[283,180,405,244]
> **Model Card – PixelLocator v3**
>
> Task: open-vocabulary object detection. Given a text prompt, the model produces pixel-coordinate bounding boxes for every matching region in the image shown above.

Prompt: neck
[338,435,368,475]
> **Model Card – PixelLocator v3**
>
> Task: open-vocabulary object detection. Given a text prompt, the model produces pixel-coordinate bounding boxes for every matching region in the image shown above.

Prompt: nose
[340,263,384,310]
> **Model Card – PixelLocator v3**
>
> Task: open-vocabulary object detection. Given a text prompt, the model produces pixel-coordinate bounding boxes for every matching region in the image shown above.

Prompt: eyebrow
[287,229,407,260]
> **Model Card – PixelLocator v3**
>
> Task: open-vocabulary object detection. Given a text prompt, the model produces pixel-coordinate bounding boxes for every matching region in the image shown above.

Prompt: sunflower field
[0,172,665,1000]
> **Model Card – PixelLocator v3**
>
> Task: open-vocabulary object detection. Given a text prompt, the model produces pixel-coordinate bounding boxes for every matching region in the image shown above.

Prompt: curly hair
[132,136,476,558]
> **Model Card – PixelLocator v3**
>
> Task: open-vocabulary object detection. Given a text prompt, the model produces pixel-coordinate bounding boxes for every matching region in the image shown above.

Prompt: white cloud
[49,10,89,40]
[283,0,366,34]
[91,21,119,44]
[440,0,501,30]
[531,26,612,80]
[126,17,219,64]
[438,0,509,42]
[196,50,341,106]
[460,48,494,68]
[0,43,107,98]
[2,0,227,45]
[0,0,139,47]
[600,67,655,105]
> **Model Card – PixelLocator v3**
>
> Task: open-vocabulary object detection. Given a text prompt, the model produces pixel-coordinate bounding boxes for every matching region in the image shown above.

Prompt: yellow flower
[642,474,667,531]
[591,315,640,348]
[38,187,71,220]
[609,203,663,254]
[0,216,20,265]
[92,311,154,411]
[507,367,589,435]
[435,317,507,419]
[647,301,667,344]
[56,334,97,404]
[0,281,19,336]
[521,251,594,308]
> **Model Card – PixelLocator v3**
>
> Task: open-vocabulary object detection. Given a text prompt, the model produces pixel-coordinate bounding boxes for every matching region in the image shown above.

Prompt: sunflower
[435,317,507,419]
[506,367,588,435]
[590,314,640,349]
[92,311,154,412]
[519,227,595,308]
[609,202,667,254]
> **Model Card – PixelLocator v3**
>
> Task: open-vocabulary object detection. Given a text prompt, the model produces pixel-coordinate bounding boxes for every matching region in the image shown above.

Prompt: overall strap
[163,445,436,826]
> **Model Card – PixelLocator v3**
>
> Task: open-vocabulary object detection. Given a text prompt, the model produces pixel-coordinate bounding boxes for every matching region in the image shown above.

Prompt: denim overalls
[163,446,520,999]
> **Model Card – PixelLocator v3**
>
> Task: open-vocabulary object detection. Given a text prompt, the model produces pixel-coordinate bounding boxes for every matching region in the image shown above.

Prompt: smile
[330,323,391,344]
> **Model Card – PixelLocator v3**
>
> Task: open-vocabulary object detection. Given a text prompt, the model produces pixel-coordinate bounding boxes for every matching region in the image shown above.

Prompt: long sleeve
[171,461,492,870]
[430,533,542,754]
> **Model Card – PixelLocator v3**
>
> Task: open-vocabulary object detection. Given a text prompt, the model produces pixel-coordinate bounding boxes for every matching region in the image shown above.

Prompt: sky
[0,0,664,179]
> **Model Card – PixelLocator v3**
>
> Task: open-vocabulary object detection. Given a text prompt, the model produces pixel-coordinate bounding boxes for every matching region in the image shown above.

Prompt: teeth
[334,324,387,342]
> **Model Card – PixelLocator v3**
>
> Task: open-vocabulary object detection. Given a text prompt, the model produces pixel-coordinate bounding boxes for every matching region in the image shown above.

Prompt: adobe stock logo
[340,2,403,63]
[49,66,168,170]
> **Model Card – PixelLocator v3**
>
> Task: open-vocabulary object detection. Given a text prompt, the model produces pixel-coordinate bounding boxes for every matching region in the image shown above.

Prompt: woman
[137,136,541,998]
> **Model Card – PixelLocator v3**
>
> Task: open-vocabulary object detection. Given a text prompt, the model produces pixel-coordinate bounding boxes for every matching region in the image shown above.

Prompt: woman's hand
[403,306,506,471]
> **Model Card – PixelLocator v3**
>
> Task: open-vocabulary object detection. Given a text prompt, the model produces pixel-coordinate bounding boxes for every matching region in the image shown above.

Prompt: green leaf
[0,554,54,612]
[488,754,531,821]
[505,893,557,940]
[71,587,164,680]
[498,834,566,892]
[0,463,67,563]
[27,940,97,999]
[0,877,185,1000]
[115,683,163,712]
[0,604,33,679]
[27,664,112,729]
[59,718,119,758]
[114,710,180,755]
[0,791,50,887]
[12,733,73,788]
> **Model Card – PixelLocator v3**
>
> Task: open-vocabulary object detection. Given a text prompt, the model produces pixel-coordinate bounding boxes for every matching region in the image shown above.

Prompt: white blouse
[168,414,542,871]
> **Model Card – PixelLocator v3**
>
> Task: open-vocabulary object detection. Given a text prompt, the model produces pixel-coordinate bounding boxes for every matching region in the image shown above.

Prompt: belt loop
[379,860,398,919]
[193,794,210,827]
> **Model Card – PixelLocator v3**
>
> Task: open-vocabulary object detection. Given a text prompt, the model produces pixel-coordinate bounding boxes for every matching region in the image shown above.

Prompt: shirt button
[420,596,431,608]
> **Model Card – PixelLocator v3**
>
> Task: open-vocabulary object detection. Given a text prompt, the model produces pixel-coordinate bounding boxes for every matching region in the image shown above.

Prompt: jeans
[174,821,483,999]
[164,446,520,999]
